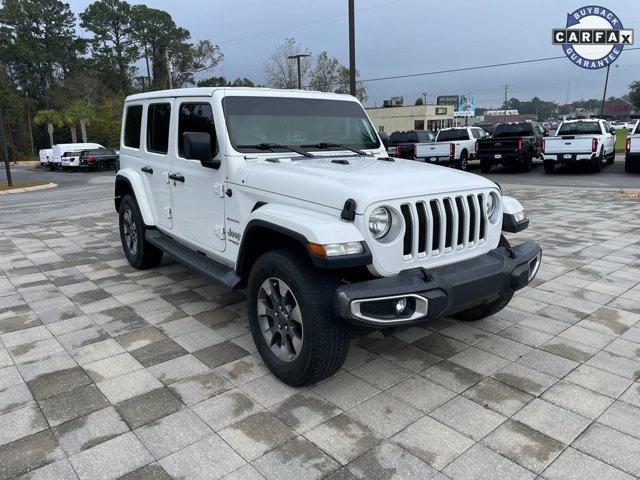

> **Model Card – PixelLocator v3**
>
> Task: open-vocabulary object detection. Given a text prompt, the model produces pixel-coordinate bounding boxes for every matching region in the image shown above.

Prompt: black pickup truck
[387,130,435,159]
[476,122,544,173]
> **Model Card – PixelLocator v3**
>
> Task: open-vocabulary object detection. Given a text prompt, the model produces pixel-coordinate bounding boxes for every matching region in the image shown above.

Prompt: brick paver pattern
[0,186,639,479]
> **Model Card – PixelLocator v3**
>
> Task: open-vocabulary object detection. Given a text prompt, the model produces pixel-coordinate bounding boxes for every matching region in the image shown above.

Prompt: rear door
[143,101,174,230]
[170,98,226,253]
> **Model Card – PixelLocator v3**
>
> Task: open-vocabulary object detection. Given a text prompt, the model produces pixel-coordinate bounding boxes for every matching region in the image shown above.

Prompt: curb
[0,182,58,195]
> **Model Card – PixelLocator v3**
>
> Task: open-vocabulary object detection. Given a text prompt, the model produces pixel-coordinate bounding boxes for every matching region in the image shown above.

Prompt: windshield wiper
[301,142,367,156]
[236,142,315,158]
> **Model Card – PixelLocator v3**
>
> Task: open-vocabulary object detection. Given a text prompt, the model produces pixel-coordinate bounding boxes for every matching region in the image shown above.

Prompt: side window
[147,103,171,154]
[471,129,481,139]
[178,103,217,157]
[124,105,143,148]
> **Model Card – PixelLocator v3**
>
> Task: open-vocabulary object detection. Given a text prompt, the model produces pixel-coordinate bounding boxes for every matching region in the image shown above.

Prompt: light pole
[0,102,12,187]
[287,54,311,89]
[599,64,611,118]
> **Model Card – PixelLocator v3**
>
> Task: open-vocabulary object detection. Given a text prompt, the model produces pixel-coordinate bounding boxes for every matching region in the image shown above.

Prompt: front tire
[118,195,163,269]
[247,249,349,386]
[454,235,514,322]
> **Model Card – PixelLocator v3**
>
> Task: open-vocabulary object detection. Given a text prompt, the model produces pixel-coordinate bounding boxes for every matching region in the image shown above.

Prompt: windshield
[223,96,380,153]
[557,122,602,136]
[493,123,534,137]
[436,129,469,141]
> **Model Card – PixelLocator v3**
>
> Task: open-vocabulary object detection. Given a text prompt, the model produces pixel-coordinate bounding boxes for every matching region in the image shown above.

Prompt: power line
[356,47,640,84]
[219,0,403,44]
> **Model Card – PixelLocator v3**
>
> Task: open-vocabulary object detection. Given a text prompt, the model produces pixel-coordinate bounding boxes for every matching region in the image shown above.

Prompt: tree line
[0,0,366,163]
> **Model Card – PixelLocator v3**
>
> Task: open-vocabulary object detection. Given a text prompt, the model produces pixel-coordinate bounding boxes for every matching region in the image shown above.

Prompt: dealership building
[366,105,456,133]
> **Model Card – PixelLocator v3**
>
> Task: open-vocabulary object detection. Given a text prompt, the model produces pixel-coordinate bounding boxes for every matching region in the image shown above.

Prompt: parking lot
[0,161,639,479]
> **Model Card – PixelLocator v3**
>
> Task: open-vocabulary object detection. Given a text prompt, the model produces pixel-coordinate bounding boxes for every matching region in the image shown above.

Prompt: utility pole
[165,50,173,89]
[348,0,356,97]
[599,64,611,118]
[25,92,35,156]
[503,84,508,122]
[286,54,311,89]
[0,102,12,187]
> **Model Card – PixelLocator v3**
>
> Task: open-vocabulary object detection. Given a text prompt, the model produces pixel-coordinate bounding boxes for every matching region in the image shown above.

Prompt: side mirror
[183,131,220,169]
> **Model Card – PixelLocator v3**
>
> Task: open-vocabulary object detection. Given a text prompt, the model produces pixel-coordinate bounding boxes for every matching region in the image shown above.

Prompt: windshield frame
[222,95,381,155]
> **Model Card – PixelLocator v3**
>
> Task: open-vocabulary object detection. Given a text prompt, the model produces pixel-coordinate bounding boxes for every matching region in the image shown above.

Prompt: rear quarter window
[124,105,143,148]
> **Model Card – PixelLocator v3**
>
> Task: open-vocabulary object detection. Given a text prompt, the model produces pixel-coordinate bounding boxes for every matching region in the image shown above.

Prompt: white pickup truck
[414,127,486,170]
[541,119,616,173]
[626,120,640,173]
[115,87,541,386]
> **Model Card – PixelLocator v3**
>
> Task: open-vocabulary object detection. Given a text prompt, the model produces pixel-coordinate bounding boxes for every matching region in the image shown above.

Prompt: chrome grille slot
[400,204,413,257]
[398,192,490,262]
[429,200,441,254]
[416,202,427,254]
[455,196,465,247]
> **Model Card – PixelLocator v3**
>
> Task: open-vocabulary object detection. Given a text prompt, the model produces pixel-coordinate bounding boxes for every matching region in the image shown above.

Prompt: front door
[170,99,226,252]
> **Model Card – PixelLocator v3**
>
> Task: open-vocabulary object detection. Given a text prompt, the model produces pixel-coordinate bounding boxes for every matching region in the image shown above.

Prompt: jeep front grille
[401,194,488,260]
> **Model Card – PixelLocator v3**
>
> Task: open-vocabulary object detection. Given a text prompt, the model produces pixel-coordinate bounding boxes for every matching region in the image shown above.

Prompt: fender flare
[237,203,370,273]
[115,170,155,226]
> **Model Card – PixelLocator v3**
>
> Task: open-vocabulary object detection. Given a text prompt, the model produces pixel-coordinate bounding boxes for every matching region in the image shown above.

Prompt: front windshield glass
[223,96,380,153]
[557,122,602,135]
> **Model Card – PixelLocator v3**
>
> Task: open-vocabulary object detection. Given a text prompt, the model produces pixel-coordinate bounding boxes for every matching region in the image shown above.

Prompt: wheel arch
[236,203,370,283]
[115,171,155,226]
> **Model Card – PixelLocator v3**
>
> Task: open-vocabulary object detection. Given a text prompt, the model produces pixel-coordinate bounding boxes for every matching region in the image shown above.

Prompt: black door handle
[168,173,185,182]
[141,166,153,174]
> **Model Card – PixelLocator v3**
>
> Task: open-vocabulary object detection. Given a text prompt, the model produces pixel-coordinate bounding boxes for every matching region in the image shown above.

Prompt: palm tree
[65,101,95,143]
[34,109,63,147]
[61,111,77,143]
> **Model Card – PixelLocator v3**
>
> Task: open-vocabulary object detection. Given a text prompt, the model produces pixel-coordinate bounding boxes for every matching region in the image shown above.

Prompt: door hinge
[214,225,225,239]
[164,206,173,219]
[213,183,225,198]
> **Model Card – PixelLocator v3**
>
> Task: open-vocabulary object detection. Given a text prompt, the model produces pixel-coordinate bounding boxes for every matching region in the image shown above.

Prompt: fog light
[395,298,407,314]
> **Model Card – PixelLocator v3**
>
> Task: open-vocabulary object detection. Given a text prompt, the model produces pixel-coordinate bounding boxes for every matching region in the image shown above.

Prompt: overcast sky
[68,0,640,107]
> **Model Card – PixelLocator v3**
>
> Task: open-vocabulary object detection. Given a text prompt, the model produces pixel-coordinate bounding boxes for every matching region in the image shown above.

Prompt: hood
[243,155,497,213]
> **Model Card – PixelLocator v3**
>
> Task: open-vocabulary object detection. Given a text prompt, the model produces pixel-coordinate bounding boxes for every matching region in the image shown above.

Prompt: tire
[118,195,164,269]
[480,158,492,173]
[626,157,638,173]
[97,162,106,172]
[592,150,603,173]
[520,151,533,173]
[247,248,349,386]
[543,160,555,174]
[606,152,614,165]
[454,235,515,322]
[457,151,469,171]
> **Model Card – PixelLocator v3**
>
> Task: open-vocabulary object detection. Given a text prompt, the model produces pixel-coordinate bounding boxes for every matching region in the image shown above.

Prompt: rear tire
[480,158,492,173]
[626,157,637,173]
[247,249,349,386]
[457,151,469,171]
[606,152,614,165]
[119,195,164,269]
[592,150,603,173]
[543,160,555,174]
[454,235,514,322]
[520,151,533,172]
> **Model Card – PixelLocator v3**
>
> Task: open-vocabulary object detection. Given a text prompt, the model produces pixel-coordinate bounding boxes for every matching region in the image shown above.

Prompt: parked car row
[387,118,638,174]
[39,143,119,172]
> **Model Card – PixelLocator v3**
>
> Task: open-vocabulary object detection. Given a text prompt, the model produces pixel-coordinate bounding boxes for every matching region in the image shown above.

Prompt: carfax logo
[552,6,633,69]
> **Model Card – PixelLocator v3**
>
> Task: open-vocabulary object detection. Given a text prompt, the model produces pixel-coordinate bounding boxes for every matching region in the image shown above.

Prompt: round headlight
[486,194,496,218]
[369,207,391,239]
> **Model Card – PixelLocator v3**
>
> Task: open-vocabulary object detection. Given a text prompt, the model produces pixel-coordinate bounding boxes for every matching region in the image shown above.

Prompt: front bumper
[335,241,541,326]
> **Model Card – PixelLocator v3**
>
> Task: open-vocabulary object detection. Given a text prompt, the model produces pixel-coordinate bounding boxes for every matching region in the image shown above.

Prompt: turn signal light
[307,242,364,257]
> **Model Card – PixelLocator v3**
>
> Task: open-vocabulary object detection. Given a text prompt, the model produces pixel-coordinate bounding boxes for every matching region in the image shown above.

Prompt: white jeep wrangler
[115,87,541,386]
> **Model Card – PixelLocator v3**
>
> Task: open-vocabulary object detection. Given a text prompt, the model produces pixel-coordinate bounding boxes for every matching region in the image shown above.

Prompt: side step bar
[145,230,242,289]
